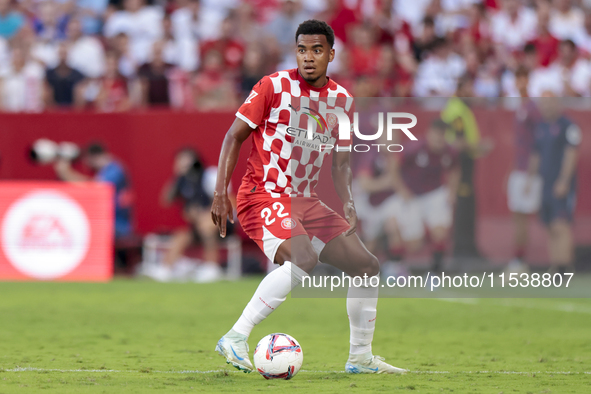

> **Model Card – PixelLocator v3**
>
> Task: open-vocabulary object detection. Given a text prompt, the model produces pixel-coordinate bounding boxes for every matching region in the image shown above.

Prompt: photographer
[53,142,133,239]
[158,148,227,277]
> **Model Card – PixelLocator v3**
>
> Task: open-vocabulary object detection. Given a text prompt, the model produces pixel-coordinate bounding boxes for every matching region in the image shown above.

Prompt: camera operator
[53,142,134,239]
[158,148,228,275]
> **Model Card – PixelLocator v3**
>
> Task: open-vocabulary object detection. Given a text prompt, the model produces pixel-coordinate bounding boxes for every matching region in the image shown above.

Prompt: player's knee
[292,250,318,274]
[362,254,380,277]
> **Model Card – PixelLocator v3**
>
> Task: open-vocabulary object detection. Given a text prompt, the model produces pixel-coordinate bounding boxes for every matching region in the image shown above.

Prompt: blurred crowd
[3,0,591,112]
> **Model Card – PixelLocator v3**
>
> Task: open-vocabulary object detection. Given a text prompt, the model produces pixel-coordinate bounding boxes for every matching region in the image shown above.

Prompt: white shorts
[356,194,399,241]
[394,187,452,242]
[507,170,542,214]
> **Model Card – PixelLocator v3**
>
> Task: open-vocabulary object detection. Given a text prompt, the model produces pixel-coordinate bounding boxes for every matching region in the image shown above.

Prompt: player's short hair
[295,19,335,48]
[430,119,448,133]
[86,142,107,156]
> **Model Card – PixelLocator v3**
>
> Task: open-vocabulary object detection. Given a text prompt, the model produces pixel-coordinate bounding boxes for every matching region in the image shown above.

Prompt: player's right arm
[211,118,253,238]
[211,76,273,237]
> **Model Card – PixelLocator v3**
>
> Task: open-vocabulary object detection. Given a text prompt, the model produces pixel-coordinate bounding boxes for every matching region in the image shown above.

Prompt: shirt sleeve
[236,76,273,129]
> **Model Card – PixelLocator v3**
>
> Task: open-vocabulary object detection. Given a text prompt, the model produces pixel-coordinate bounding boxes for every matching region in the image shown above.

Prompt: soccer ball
[253,333,303,379]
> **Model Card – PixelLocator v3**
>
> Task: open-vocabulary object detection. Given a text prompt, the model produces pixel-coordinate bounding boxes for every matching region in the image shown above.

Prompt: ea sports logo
[1,190,90,280]
[281,218,296,230]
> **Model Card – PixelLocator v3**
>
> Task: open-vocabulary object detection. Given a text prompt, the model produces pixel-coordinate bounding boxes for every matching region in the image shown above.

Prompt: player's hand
[553,178,569,199]
[343,200,358,236]
[211,191,234,238]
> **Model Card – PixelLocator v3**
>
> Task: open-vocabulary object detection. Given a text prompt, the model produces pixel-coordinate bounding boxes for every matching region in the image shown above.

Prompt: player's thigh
[320,233,379,277]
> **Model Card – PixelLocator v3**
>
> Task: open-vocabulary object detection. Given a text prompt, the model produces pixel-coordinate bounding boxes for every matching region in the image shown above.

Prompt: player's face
[296,34,334,87]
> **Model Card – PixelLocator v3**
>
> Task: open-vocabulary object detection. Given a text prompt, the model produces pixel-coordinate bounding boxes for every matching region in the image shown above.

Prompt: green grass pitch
[0,278,590,393]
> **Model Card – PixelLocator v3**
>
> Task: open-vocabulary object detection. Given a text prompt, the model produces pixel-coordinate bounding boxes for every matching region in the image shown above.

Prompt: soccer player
[210,20,406,374]
[528,92,581,275]
[391,120,460,273]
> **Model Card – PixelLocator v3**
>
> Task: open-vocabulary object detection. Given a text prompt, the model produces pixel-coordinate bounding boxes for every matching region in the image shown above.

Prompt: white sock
[231,261,306,337]
[347,278,379,356]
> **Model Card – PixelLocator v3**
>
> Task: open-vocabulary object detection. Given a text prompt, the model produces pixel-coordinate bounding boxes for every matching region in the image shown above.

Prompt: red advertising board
[0,182,114,281]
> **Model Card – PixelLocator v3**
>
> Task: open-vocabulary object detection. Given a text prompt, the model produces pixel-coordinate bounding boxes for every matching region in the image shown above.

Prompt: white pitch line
[3,367,590,375]
[434,298,591,315]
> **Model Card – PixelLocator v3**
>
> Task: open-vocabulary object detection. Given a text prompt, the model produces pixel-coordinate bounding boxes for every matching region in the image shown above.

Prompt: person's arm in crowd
[211,118,252,237]
[53,158,90,182]
[160,179,178,207]
[390,155,413,201]
[554,146,579,198]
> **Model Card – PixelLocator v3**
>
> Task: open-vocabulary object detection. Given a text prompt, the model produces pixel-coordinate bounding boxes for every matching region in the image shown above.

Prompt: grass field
[1,278,590,393]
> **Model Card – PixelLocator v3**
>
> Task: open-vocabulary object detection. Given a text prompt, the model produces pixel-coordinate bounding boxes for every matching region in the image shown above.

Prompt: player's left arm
[332,149,357,236]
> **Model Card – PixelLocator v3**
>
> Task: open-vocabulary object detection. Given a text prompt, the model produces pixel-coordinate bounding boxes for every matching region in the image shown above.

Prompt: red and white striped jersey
[236,68,353,198]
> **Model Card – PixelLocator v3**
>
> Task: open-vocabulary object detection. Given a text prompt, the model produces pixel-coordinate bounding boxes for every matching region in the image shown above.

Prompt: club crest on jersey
[281,218,296,230]
[326,113,338,130]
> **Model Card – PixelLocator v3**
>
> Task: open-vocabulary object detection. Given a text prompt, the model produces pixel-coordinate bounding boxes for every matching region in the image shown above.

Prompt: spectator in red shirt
[528,2,560,67]
[193,49,238,111]
[200,14,245,75]
[95,51,131,112]
[349,23,381,76]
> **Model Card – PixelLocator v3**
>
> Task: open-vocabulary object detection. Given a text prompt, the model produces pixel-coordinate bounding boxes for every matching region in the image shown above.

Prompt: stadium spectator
[94,51,131,112]
[506,67,543,273]
[161,14,199,72]
[574,8,591,54]
[78,0,109,35]
[234,2,266,45]
[65,18,106,79]
[549,0,584,41]
[529,1,560,67]
[266,0,307,66]
[200,14,245,74]
[412,16,439,61]
[529,39,590,97]
[348,23,381,76]
[103,0,164,65]
[111,32,138,78]
[413,37,466,96]
[391,119,460,273]
[529,92,581,275]
[490,0,537,53]
[0,45,44,112]
[192,49,238,111]
[240,43,267,98]
[44,43,86,108]
[54,142,134,239]
[502,42,539,97]
[0,0,24,39]
[138,40,173,106]
[153,148,223,281]
[171,0,222,42]
[32,1,69,41]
